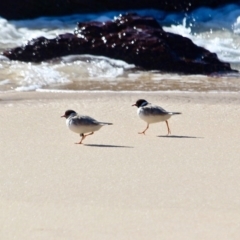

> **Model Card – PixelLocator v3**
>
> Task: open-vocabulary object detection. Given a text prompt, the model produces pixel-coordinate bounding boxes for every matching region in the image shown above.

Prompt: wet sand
[0,91,240,239]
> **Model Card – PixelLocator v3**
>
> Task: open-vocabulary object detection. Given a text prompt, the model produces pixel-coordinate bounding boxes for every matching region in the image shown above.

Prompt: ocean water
[0,4,240,93]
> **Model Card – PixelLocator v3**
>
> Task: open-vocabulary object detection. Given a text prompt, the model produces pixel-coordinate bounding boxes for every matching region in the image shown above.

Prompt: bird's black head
[61,109,76,118]
[132,99,148,108]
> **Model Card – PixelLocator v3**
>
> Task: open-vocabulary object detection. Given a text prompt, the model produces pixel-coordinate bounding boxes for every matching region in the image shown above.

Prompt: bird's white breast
[66,117,103,134]
[138,107,171,123]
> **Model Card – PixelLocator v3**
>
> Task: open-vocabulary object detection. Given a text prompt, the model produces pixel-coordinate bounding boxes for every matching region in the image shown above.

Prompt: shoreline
[1,90,240,102]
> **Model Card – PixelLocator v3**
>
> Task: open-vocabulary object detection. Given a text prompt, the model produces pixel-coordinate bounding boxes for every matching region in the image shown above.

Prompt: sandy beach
[0,91,240,240]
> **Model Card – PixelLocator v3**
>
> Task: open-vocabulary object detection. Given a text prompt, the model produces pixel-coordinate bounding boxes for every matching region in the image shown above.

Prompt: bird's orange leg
[85,132,94,137]
[165,121,171,135]
[75,134,86,144]
[138,124,149,135]
[75,132,94,144]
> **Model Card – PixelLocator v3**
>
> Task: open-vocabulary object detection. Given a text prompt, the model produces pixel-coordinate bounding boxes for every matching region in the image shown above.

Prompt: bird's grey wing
[143,104,169,115]
[71,115,100,126]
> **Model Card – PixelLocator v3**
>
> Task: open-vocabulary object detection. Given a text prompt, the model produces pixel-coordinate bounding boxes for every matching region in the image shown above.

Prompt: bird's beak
[61,115,66,118]
[132,103,136,106]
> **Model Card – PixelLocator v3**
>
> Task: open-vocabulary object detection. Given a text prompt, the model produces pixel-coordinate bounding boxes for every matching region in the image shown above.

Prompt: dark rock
[3,13,236,74]
[0,0,239,20]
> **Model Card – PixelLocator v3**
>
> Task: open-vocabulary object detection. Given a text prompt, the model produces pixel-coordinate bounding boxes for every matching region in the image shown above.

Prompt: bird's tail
[100,122,113,125]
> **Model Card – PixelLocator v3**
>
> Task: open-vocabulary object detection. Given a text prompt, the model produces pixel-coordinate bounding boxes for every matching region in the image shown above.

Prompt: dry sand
[0,91,240,240]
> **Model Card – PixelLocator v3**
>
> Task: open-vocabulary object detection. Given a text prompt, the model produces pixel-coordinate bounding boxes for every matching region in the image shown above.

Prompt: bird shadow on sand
[158,135,203,139]
[84,144,134,148]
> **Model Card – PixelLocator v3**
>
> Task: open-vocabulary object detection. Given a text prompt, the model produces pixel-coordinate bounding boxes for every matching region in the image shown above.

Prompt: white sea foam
[0,79,10,85]
[233,16,240,34]
[57,55,135,80]
[11,62,71,91]
[61,55,134,68]
[0,55,135,91]
[0,18,23,50]
[163,18,240,63]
